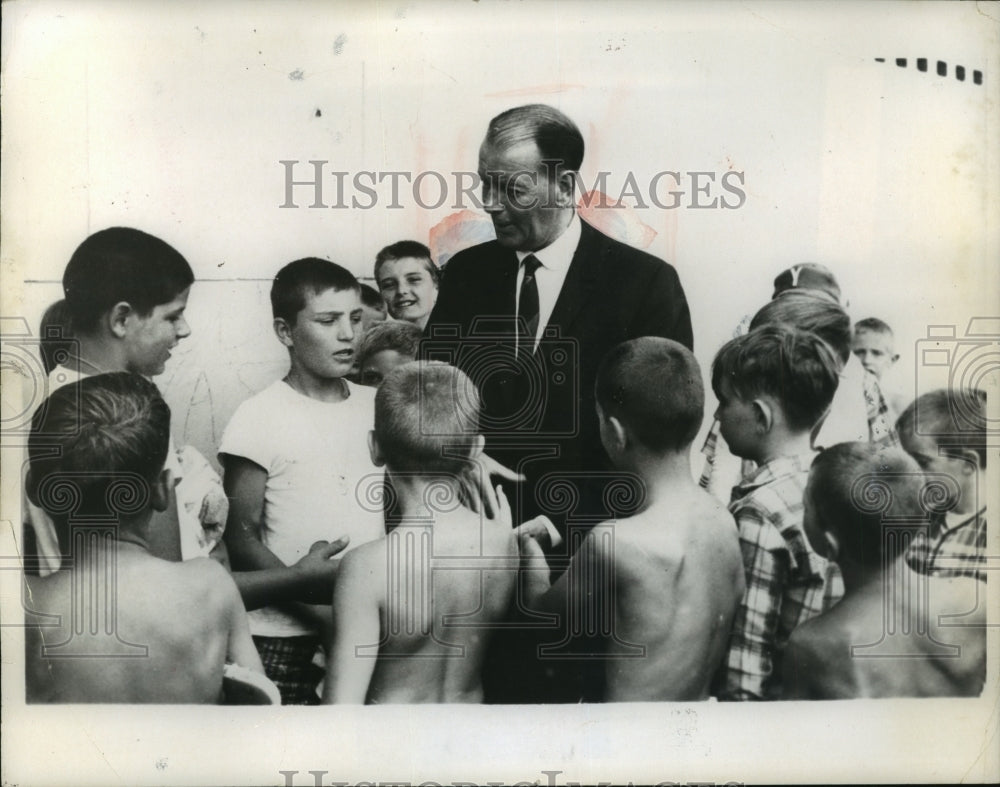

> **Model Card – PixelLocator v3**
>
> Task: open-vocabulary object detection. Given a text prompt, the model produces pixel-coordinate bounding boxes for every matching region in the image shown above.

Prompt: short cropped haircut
[360,283,387,312]
[270,257,360,325]
[62,227,194,334]
[375,362,480,474]
[750,292,852,365]
[39,300,75,375]
[595,337,704,453]
[712,324,841,432]
[897,388,988,467]
[358,321,423,368]
[484,104,585,174]
[854,317,894,337]
[27,372,171,547]
[373,241,440,285]
[807,442,925,566]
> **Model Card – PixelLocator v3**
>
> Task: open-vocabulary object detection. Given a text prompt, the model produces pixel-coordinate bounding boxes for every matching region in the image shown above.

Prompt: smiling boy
[219,258,384,704]
[374,240,440,330]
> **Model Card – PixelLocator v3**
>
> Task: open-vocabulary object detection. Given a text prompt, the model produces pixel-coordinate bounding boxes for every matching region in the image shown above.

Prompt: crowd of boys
[20,106,989,706]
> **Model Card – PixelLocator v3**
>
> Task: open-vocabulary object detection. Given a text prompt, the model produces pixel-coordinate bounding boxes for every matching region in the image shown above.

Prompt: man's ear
[752,398,774,433]
[368,430,384,467]
[554,169,578,208]
[151,468,171,513]
[108,302,134,339]
[273,317,293,348]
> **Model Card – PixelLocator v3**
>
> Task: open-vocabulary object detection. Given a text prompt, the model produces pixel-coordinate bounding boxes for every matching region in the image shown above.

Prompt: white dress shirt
[514,212,581,350]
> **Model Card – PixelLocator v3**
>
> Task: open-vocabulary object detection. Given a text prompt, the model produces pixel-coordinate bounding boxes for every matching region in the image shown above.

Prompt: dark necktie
[517,254,542,356]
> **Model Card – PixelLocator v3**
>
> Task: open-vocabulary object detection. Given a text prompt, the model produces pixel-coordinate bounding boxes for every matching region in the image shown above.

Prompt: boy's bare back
[784,562,986,699]
[593,486,744,701]
[326,511,517,704]
[25,550,255,703]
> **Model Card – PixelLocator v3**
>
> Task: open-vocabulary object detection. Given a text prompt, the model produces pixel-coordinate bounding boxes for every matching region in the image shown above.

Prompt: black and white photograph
[1,1,998,784]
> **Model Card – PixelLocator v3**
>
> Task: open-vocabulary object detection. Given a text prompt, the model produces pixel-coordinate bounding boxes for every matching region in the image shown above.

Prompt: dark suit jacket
[422,219,693,532]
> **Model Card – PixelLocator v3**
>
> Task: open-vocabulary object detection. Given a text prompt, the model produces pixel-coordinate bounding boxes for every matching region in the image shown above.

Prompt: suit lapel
[548,220,602,335]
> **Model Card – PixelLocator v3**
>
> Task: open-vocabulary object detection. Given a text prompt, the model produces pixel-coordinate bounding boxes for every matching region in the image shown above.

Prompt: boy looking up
[784,442,985,698]
[24,373,263,703]
[220,258,384,704]
[712,325,843,700]
[520,338,745,701]
[323,362,517,704]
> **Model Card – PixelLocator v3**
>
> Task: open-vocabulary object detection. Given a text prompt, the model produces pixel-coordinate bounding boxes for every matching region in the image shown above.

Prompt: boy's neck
[838,558,878,595]
[69,334,128,375]
[753,428,814,467]
[617,448,697,506]
[387,472,465,522]
[285,365,350,403]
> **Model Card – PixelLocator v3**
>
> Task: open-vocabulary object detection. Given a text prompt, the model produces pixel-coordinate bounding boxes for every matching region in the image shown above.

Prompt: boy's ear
[958,448,982,474]
[108,301,134,339]
[607,414,628,452]
[751,398,774,433]
[150,468,171,513]
[367,430,385,467]
[273,317,293,348]
[821,530,840,562]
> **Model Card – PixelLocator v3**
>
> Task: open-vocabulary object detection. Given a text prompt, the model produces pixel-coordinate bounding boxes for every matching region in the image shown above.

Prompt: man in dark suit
[422,104,693,700]
[425,104,691,529]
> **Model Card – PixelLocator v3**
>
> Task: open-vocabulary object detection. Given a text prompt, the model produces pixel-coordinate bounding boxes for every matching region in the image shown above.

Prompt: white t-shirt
[218,378,383,637]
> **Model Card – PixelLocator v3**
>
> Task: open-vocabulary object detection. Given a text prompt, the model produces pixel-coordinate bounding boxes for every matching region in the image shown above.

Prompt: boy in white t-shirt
[219,258,385,704]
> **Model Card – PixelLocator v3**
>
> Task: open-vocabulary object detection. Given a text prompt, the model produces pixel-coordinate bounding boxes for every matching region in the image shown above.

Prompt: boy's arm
[719,509,789,701]
[222,455,348,609]
[521,527,612,618]
[323,548,382,704]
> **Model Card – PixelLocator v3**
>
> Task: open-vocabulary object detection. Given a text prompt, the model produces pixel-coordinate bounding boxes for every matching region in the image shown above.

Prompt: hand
[517,530,546,560]
[292,537,350,603]
[514,515,561,549]
[458,452,525,520]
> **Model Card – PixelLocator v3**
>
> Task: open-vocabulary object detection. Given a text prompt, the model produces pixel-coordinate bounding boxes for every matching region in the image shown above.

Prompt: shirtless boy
[24,373,263,703]
[521,337,745,701]
[323,362,517,703]
[784,442,985,698]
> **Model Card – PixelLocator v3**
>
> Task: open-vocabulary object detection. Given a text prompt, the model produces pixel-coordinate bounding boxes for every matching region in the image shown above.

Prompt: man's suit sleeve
[632,261,694,351]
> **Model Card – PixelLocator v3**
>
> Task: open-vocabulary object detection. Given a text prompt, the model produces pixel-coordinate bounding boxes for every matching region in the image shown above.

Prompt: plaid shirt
[718,454,843,701]
[907,507,987,583]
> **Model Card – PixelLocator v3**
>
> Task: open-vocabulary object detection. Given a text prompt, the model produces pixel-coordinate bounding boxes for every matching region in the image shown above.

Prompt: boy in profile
[220,258,385,704]
[323,362,517,704]
[898,389,988,584]
[25,226,220,573]
[784,442,985,698]
[519,338,746,701]
[712,325,843,700]
[24,373,264,703]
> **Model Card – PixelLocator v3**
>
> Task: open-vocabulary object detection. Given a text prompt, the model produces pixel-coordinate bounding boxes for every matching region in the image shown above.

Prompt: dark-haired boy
[25,373,264,703]
[784,442,985,698]
[712,325,844,700]
[520,338,745,701]
[323,362,517,704]
[26,227,209,573]
[220,258,384,704]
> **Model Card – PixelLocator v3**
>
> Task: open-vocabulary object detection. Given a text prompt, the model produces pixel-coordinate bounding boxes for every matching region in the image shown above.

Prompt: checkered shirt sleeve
[907,510,987,582]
